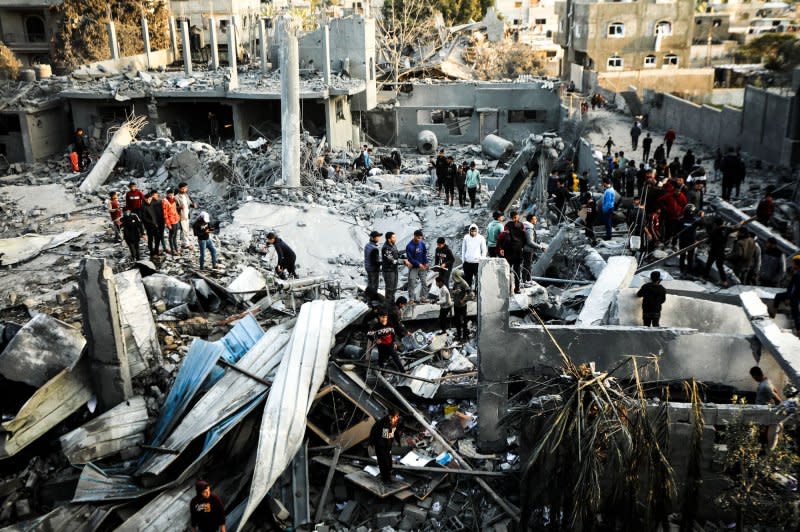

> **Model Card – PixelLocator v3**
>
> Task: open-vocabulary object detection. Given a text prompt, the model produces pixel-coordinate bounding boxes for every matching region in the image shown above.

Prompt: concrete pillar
[228,16,239,89]
[78,258,133,412]
[141,15,151,70]
[280,16,301,188]
[575,256,637,326]
[168,16,178,60]
[107,20,120,60]
[180,18,192,76]
[476,258,511,451]
[322,25,331,85]
[258,17,268,74]
[230,103,249,141]
[208,16,220,69]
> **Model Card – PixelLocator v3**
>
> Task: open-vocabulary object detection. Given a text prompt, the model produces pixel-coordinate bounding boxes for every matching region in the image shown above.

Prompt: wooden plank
[344,471,411,498]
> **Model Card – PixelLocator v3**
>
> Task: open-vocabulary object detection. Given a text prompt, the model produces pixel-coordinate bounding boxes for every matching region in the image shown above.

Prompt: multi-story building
[0,0,57,66]
[168,0,261,58]
[495,0,559,37]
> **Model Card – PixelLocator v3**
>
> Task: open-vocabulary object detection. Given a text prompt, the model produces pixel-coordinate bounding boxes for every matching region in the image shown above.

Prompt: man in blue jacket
[404,230,429,304]
[601,179,616,240]
[364,230,382,304]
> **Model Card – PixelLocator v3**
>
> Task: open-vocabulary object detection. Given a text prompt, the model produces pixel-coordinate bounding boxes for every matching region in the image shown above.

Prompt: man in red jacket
[124,182,146,214]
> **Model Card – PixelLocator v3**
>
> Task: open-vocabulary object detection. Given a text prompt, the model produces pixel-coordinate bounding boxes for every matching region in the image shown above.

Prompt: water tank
[417,130,438,155]
[34,64,52,80]
[19,69,36,82]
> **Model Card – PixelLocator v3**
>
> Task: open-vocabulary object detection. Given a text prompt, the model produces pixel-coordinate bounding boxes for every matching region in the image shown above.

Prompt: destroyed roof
[0,79,68,113]
[60,67,367,101]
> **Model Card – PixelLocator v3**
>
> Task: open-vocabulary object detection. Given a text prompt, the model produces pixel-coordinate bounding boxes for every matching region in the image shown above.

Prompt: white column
[107,20,119,60]
[141,15,151,69]
[208,16,219,69]
[168,17,178,59]
[228,16,239,89]
[280,16,301,188]
[259,17,268,74]
[322,24,331,85]
[180,18,192,75]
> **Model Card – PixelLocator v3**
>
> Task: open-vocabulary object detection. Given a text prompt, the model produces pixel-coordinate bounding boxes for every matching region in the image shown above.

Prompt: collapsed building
[0,6,799,532]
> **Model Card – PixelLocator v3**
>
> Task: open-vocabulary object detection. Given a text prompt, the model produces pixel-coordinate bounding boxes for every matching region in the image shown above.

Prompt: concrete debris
[0,232,83,266]
[0,314,85,388]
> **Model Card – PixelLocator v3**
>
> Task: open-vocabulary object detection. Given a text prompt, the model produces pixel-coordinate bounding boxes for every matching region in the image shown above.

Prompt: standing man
[442,156,456,206]
[465,162,481,209]
[486,211,504,258]
[774,255,800,335]
[381,232,401,305]
[433,237,455,286]
[580,190,597,246]
[749,366,783,450]
[266,232,297,279]
[522,214,540,284]
[369,411,400,484]
[455,161,467,207]
[107,191,123,242]
[703,217,732,287]
[604,136,615,156]
[460,224,487,288]
[124,182,146,214]
[149,191,167,255]
[664,128,676,158]
[176,182,197,251]
[730,228,757,282]
[140,193,160,258]
[190,480,226,532]
[208,112,220,145]
[641,133,653,162]
[636,271,666,327]
[364,230,382,304]
[678,205,703,274]
[73,128,90,171]
[719,148,739,201]
[756,189,775,226]
[404,230,429,304]
[601,179,616,240]
[163,189,181,255]
[499,211,526,294]
[630,123,641,150]
[435,277,452,333]
[193,212,219,270]
[759,238,786,287]
[120,209,144,261]
[435,149,448,198]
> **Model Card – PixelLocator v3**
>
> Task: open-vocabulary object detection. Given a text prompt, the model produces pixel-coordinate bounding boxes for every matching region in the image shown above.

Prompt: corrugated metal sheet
[0,358,92,459]
[60,396,148,465]
[146,314,264,448]
[239,300,337,528]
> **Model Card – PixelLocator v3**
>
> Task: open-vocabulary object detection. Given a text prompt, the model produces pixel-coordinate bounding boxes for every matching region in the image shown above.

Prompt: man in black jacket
[435,149,448,197]
[364,230,382,304]
[140,192,162,258]
[433,237,455,286]
[703,217,732,286]
[382,232,401,306]
[120,210,144,261]
[267,232,297,279]
[637,271,667,326]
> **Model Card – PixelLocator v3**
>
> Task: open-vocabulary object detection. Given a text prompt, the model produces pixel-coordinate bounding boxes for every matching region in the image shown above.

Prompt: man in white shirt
[461,224,487,288]
[175,182,197,250]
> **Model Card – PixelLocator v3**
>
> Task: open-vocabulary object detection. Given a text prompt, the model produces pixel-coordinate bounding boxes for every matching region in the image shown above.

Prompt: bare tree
[373,0,437,89]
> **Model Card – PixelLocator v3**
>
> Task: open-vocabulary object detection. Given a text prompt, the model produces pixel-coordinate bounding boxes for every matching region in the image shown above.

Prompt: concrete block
[375,511,401,528]
[339,500,359,525]
[403,504,427,526]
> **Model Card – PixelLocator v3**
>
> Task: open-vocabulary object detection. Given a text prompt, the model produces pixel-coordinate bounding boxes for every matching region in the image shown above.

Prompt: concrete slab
[576,256,637,326]
[740,290,800,387]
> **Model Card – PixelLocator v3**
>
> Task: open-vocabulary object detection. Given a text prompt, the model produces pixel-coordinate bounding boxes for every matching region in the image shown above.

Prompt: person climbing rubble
[190,480,226,532]
[366,311,405,372]
[193,212,219,270]
[369,411,401,484]
[451,269,474,341]
[404,230,429,304]
[266,232,297,279]
[636,271,666,327]
[435,276,452,333]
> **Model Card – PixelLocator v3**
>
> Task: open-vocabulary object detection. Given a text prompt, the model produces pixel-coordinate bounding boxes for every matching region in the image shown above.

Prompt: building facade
[0,0,57,66]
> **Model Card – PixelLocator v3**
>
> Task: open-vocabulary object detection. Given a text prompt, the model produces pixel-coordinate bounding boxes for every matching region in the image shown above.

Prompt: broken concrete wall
[78,258,133,412]
[115,269,160,377]
[393,82,561,147]
[616,288,752,333]
[476,259,784,449]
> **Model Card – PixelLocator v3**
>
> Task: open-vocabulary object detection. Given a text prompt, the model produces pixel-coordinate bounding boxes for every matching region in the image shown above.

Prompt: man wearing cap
[404,230,429,304]
[190,479,226,532]
[364,230,382,304]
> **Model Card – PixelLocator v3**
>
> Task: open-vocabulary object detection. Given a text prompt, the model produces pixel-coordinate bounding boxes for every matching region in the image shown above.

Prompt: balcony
[2,32,49,52]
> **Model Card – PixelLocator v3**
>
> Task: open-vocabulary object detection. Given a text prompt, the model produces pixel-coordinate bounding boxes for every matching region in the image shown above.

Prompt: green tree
[381,0,493,25]
[738,33,800,71]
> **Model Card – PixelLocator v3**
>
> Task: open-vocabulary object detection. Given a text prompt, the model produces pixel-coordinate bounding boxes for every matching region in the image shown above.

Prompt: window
[508,110,548,123]
[535,18,547,25]
[644,55,656,67]
[655,20,672,36]
[608,22,625,37]
[663,53,679,66]
[515,1,523,7]
[24,15,46,43]
[607,55,623,69]
[417,108,472,136]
